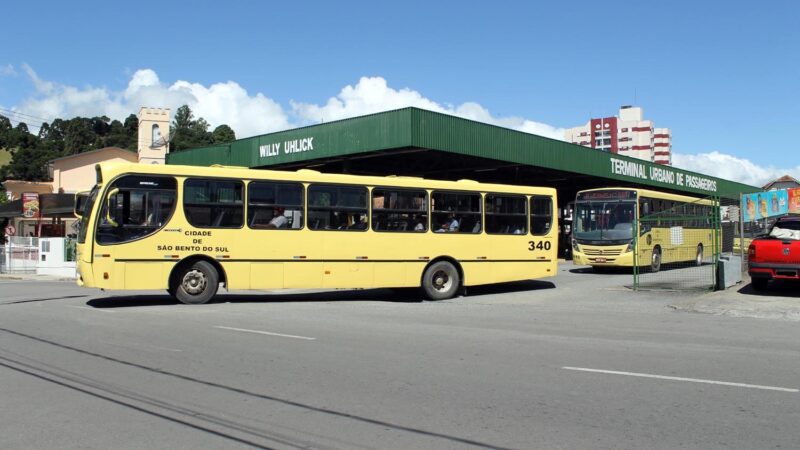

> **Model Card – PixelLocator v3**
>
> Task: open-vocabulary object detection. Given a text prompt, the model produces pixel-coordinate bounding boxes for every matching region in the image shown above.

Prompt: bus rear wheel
[651,246,662,273]
[173,260,219,305]
[422,261,460,301]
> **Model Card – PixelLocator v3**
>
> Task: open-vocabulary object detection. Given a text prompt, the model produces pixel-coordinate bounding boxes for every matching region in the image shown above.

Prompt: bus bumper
[573,249,635,267]
[76,260,95,287]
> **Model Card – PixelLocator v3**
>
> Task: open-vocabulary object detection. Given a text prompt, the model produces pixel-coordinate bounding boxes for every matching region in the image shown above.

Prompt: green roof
[166,107,758,197]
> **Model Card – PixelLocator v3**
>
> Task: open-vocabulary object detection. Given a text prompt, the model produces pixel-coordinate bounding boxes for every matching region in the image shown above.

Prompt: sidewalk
[0,273,76,282]
[670,275,800,321]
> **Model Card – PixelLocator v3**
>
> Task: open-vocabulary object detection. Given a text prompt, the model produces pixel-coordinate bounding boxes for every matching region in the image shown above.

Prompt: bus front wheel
[173,260,219,305]
[651,247,662,273]
[422,261,460,301]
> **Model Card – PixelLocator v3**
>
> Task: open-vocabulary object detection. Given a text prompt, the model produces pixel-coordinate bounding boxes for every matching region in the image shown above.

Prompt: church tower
[137,107,171,164]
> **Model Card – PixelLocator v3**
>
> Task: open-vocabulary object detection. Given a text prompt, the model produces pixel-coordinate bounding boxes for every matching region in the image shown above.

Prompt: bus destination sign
[577,190,636,201]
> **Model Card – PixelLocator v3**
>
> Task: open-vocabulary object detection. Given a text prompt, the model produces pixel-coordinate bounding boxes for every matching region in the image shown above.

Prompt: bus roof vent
[297,169,321,175]
[457,179,478,183]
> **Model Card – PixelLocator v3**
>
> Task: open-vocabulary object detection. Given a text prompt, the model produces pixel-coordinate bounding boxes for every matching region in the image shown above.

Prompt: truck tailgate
[751,237,800,265]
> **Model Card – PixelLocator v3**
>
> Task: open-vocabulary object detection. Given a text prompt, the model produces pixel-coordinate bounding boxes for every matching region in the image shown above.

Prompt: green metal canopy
[166,107,758,197]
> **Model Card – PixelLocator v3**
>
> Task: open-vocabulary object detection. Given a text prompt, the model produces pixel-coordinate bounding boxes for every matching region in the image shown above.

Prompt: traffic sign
[4,224,16,236]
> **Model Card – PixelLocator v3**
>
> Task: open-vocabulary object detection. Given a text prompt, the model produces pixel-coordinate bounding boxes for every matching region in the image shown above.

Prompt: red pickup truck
[748,216,800,291]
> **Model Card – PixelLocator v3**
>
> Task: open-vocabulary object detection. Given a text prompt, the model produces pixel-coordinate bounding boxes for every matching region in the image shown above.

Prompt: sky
[1,0,798,187]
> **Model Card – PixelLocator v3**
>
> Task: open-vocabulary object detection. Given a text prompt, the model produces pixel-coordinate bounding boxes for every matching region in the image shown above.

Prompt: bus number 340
[528,241,551,251]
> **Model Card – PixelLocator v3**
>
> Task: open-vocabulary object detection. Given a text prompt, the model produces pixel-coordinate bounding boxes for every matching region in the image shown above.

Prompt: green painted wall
[166,107,758,197]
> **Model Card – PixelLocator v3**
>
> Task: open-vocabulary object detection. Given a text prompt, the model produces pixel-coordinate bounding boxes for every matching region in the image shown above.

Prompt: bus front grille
[583,248,622,256]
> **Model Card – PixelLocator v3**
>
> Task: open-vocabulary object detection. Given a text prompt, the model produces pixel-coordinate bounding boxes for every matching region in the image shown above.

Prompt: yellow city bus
[571,187,714,272]
[74,162,558,304]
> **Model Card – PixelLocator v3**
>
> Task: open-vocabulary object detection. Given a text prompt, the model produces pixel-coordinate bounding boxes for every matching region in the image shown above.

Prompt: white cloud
[672,151,800,187]
[0,64,16,76]
[15,66,289,138]
[10,67,798,187]
[12,69,566,142]
[291,76,567,140]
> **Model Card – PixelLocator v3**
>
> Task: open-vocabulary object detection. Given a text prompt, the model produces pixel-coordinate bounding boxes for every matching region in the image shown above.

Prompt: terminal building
[167,107,754,207]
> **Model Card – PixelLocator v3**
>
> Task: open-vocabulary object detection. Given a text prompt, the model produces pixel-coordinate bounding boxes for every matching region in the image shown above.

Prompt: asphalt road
[1,263,799,449]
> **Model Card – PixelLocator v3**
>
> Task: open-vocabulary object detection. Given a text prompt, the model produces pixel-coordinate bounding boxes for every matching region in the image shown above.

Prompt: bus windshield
[77,185,99,244]
[574,201,636,243]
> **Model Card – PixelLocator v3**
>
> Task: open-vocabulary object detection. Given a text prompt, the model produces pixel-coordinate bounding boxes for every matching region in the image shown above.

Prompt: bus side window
[530,196,552,236]
[183,179,244,228]
[485,194,527,235]
[431,191,481,233]
[308,184,368,231]
[247,181,304,230]
[372,188,428,232]
[639,198,652,233]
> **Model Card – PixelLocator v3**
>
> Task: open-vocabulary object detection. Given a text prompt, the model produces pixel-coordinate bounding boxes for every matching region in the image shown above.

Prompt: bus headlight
[572,239,580,252]
[625,241,634,253]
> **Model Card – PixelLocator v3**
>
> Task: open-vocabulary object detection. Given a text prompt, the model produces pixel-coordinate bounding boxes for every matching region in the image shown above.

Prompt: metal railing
[2,237,39,274]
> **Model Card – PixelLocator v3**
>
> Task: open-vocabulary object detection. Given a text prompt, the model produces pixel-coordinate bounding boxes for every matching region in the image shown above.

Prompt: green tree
[170,105,218,151]
[0,115,13,148]
[63,118,95,155]
[212,124,236,143]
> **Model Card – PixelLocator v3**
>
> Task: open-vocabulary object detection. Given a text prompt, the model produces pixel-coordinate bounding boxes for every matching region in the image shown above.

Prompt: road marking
[562,367,798,393]
[213,326,316,341]
[65,305,116,313]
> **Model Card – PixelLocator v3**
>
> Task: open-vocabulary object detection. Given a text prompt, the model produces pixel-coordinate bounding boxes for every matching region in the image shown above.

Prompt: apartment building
[564,106,672,165]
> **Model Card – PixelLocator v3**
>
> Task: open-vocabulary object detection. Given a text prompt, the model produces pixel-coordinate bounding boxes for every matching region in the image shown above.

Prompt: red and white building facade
[564,106,672,165]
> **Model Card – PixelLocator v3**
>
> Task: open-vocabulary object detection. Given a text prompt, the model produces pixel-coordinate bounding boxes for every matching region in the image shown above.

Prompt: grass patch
[0,148,11,166]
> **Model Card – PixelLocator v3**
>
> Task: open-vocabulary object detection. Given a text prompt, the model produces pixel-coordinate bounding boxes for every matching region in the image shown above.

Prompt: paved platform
[0,273,76,282]
[671,275,800,321]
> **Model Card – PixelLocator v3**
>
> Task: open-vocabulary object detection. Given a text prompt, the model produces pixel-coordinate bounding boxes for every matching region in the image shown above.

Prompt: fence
[631,194,748,291]
[1,237,40,274]
[632,197,719,290]
[1,237,77,276]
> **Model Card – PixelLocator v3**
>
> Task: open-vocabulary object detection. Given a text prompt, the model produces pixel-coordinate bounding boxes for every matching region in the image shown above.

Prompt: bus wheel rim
[182,269,207,295]
[432,270,452,291]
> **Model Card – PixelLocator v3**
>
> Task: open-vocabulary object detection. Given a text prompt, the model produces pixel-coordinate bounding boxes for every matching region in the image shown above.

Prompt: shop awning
[0,193,75,218]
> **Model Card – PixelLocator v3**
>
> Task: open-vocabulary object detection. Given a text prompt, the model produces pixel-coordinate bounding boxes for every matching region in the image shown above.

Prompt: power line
[0,107,50,123]
[7,117,42,131]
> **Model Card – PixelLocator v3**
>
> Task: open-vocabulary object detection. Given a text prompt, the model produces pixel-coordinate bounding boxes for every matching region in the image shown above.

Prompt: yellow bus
[74,163,558,304]
[571,187,714,272]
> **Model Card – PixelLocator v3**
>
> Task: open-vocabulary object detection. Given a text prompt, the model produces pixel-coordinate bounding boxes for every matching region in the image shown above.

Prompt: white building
[137,107,171,164]
[564,106,672,165]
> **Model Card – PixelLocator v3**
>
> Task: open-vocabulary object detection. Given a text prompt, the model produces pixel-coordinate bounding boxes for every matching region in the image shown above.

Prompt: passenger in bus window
[446,212,459,232]
[435,214,458,233]
[412,214,426,232]
[266,207,288,229]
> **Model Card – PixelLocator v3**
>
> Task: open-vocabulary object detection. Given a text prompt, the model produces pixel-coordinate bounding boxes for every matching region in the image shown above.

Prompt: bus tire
[422,261,460,301]
[174,260,219,305]
[651,246,662,273]
[695,244,703,266]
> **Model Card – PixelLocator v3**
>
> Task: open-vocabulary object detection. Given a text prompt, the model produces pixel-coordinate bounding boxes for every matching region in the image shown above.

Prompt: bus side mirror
[105,188,120,228]
[74,192,88,218]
